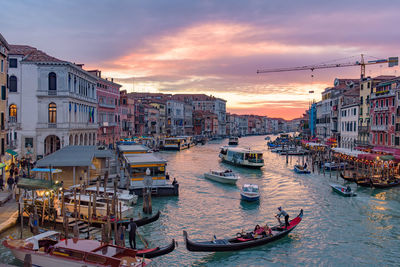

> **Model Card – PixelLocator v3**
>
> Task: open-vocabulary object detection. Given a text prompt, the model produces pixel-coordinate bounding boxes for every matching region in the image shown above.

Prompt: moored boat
[294,165,310,174]
[204,170,239,184]
[82,210,161,228]
[330,184,357,197]
[240,184,260,201]
[355,178,372,187]
[228,137,239,146]
[3,231,151,266]
[371,179,400,188]
[183,209,303,252]
[219,147,264,168]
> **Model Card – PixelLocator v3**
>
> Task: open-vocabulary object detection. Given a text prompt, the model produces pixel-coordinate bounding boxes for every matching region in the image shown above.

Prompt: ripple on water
[1,135,400,266]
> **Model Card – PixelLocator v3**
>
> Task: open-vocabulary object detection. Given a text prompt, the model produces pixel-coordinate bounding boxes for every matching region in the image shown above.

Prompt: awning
[0,163,5,168]
[17,178,60,190]
[5,149,18,157]
[31,168,62,174]
[372,146,398,155]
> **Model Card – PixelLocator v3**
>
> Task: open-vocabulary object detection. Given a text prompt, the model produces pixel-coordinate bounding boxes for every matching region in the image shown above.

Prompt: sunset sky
[2,0,400,119]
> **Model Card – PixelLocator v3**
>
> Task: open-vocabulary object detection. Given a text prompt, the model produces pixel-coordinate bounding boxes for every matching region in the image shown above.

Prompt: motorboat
[183,210,303,252]
[228,137,239,146]
[323,162,347,170]
[84,186,138,206]
[64,193,133,218]
[330,184,357,197]
[204,170,239,184]
[219,147,264,168]
[294,165,310,174]
[240,184,260,202]
[3,231,151,266]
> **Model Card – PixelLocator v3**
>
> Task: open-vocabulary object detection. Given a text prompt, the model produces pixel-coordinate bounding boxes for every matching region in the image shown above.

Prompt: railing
[358,126,369,133]
[371,125,387,131]
[355,140,370,146]
[48,123,57,128]
[248,159,264,164]
[374,106,389,112]
[98,102,116,109]
[48,90,57,96]
[8,122,21,129]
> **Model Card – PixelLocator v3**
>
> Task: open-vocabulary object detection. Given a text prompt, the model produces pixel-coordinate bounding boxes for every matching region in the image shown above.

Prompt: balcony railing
[48,90,57,96]
[374,106,389,112]
[358,126,369,133]
[99,102,116,109]
[48,123,57,128]
[371,125,387,131]
[355,140,370,146]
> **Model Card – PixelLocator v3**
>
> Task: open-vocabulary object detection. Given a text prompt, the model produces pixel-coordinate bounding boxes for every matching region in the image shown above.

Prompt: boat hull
[204,173,238,184]
[220,156,263,169]
[183,210,303,252]
[294,165,310,174]
[240,194,260,201]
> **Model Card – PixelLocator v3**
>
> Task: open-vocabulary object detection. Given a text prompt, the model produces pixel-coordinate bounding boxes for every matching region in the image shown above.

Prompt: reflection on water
[1,135,400,266]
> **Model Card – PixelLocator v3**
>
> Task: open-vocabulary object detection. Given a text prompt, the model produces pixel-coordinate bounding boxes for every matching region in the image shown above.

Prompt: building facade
[0,34,9,156]
[8,45,98,158]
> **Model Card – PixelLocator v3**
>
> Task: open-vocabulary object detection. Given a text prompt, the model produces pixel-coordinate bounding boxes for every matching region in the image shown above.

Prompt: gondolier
[127,218,137,249]
[275,207,289,229]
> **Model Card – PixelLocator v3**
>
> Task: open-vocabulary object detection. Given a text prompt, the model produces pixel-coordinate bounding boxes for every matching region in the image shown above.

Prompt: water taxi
[162,136,193,150]
[228,137,239,146]
[240,184,260,201]
[204,170,239,184]
[219,147,264,168]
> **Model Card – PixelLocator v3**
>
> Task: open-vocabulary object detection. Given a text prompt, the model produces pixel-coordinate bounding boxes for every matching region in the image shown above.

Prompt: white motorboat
[240,184,260,201]
[228,137,239,146]
[64,193,133,218]
[204,170,239,184]
[84,186,138,206]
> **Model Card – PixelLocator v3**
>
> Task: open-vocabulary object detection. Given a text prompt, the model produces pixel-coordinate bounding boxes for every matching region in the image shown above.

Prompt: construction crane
[257,54,398,78]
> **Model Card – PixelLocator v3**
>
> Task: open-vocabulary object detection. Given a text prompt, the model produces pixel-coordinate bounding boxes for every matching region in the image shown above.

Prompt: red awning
[372,146,398,155]
[358,153,381,161]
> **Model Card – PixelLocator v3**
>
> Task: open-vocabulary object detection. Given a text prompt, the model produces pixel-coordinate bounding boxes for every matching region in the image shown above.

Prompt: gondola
[82,210,161,228]
[371,179,400,188]
[136,239,176,258]
[340,171,357,182]
[355,178,372,187]
[294,165,310,174]
[183,209,303,252]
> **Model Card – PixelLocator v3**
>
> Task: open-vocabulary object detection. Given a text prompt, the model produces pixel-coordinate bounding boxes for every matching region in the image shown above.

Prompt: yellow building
[0,33,9,156]
[357,76,396,145]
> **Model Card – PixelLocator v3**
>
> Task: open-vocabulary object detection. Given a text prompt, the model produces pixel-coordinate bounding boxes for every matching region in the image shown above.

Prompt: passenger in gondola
[263,223,272,236]
[303,162,308,170]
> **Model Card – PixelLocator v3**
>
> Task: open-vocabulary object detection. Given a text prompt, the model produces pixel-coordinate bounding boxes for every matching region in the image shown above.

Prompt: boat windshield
[243,185,258,192]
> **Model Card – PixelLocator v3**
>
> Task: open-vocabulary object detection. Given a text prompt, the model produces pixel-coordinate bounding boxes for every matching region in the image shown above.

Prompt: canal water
[1,135,400,266]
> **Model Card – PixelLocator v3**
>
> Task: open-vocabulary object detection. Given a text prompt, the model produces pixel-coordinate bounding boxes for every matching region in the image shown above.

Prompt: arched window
[48,103,57,123]
[9,104,17,122]
[9,76,17,92]
[48,72,57,91]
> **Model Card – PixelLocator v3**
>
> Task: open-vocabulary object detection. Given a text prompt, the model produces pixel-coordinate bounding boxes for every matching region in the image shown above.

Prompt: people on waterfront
[166,172,170,180]
[127,218,137,249]
[172,178,177,185]
[7,176,14,191]
[275,207,290,229]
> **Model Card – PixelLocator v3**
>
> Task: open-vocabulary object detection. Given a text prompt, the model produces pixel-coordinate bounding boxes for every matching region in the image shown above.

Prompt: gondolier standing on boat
[127,218,137,249]
[275,207,289,229]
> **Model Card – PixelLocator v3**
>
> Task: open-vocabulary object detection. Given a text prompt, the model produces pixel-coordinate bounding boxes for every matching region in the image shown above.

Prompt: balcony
[358,126,369,133]
[371,125,387,131]
[100,122,117,127]
[8,122,21,129]
[48,123,57,128]
[374,106,389,112]
[48,90,57,96]
[99,102,116,109]
[355,140,370,146]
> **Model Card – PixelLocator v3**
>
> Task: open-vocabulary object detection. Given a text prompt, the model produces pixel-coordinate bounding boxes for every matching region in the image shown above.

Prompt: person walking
[127,218,137,249]
[7,176,14,191]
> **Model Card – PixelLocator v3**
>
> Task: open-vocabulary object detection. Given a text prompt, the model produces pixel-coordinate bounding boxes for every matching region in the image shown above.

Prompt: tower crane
[257,54,398,79]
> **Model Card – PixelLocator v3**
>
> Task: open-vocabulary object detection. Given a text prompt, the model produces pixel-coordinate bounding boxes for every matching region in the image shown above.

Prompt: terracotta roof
[9,44,64,63]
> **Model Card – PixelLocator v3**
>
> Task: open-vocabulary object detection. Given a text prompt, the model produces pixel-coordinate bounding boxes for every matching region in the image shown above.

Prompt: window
[392,115,395,125]
[9,76,17,92]
[375,134,378,144]
[0,60,3,72]
[48,72,57,91]
[9,104,17,122]
[25,138,33,148]
[396,137,400,146]
[368,82,371,89]
[392,135,395,146]
[48,103,57,123]
[381,100,383,107]
[1,86,5,100]
[9,58,17,68]
[380,133,383,143]
[380,115,383,125]
[386,134,388,145]
[393,98,395,106]
[386,99,389,107]
[386,115,388,125]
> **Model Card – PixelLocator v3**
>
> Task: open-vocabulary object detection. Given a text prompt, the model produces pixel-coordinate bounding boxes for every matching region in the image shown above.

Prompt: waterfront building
[144,104,160,136]
[308,103,316,137]
[193,110,218,137]
[8,45,98,158]
[339,88,360,148]
[148,100,167,137]
[134,100,145,136]
[119,90,135,139]
[88,70,122,148]
[316,93,331,140]
[0,33,9,156]
[166,99,184,136]
[370,78,398,147]
[357,75,396,146]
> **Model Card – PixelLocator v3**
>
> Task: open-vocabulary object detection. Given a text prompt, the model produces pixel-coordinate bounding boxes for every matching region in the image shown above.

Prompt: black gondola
[136,239,176,258]
[83,210,161,228]
[183,209,303,252]
[372,179,400,188]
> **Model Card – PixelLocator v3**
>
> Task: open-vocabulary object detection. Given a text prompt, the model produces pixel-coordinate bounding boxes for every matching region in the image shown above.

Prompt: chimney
[76,64,84,69]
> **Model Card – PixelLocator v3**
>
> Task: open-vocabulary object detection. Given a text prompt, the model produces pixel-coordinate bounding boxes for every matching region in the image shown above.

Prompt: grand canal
[1,135,400,266]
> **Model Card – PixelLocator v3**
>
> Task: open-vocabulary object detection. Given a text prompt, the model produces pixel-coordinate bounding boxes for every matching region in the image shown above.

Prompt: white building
[166,100,184,136]
[340,103,359,149]
[8,45,98,158]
